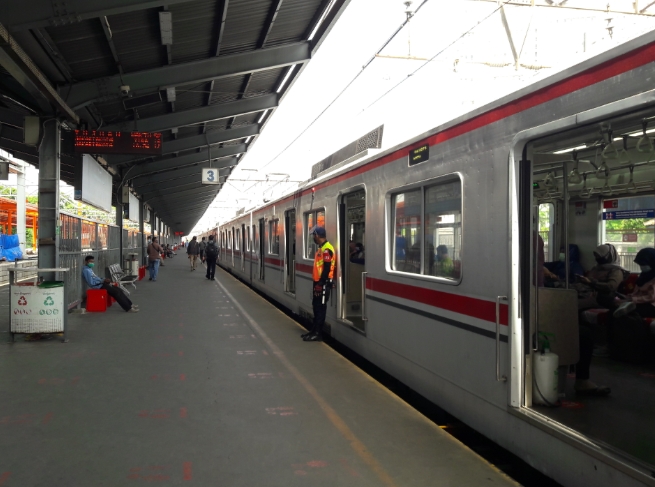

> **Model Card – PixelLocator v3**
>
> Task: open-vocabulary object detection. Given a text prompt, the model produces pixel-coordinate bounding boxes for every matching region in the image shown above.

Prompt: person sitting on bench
[82,255,139,313]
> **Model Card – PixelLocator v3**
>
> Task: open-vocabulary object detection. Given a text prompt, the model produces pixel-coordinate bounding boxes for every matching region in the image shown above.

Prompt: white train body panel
[208,31,655,487]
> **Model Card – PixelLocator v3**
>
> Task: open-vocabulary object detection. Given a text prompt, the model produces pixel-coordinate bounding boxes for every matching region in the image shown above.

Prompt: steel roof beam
[64,43,307,109]
[259,0,284,48]
[1,0,203,31]
[104,95,277,133]
[133,167,201,188]
[146,185,219,201]
[0,23,78,121]
[132,172,202,193]
[109,125,256,165]
[127,151,239,180]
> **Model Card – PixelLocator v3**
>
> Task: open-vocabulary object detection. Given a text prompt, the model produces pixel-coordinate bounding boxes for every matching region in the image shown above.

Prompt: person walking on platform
[187,236,200,270]
[302,226,335,342]
[205,235,219,281]
[147,237,164,281]
[82,256,139,312]
[199,237,207,263]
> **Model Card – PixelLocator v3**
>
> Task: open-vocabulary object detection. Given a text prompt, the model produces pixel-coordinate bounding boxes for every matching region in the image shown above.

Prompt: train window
[235,229,240,250]
[391,175,462,280]
[538,203,555,261]
[392,189,422,274]
[601,195,655,273]
[424,179,461,280]
[304,209,325,258]
[247,227,251,251]
[269,220,279,255]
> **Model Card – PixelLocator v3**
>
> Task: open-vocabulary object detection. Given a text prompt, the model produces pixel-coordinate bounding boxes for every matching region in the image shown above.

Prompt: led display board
[73,130,162,155]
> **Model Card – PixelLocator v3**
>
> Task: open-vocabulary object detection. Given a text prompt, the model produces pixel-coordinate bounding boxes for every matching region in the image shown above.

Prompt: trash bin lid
[38,280,64,288]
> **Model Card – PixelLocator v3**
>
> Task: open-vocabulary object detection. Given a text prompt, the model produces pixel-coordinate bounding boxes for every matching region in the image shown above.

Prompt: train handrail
[362,272,368,322]
[496,295,507,383]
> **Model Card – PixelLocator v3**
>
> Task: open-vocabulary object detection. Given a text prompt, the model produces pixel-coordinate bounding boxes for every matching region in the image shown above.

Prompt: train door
[247,225,252,282]
[241,224,246,271]
[258,218,265,280]
[515,104,655,471]
[285,209,296,294]
[339,189,366,332]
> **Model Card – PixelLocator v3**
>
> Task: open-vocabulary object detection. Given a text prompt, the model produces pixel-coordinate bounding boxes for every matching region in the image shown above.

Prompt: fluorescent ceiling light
[553,144,586,154]
[258,110,269,123]
[166,87,176,102]
[245,136,253,144]
[159,12,173,45]
[276,65,296,93]
[307,0,336,41]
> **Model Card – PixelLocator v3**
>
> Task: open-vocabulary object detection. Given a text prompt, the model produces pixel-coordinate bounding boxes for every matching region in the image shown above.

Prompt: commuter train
[206,30,655,487]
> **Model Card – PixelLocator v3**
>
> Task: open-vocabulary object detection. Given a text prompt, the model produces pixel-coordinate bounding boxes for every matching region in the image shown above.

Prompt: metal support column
[16,160,26,253]
[139,200,145,265]
[116,202,123,269]
[38,120,61,282]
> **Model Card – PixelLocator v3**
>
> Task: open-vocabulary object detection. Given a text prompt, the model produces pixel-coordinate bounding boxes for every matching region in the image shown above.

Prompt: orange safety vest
[313,241,335,282]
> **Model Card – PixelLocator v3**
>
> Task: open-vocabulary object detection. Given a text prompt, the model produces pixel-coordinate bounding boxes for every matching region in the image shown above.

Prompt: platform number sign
[202,168,221,185]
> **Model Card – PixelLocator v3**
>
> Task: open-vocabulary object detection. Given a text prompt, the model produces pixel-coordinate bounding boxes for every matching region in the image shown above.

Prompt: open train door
[338,189,367,333]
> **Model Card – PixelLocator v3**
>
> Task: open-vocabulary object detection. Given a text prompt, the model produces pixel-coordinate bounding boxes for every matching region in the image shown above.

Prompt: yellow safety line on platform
[214,276,399,487]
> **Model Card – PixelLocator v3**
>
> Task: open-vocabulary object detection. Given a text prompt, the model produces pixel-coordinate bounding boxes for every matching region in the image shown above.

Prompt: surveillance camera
[120,85,131,96]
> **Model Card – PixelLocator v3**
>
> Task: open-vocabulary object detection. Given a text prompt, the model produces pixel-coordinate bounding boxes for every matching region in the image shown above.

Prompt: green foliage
[605,218,648,231]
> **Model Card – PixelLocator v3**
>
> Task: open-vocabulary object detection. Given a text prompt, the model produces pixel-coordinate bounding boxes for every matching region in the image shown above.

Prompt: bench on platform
[108,264,137,296]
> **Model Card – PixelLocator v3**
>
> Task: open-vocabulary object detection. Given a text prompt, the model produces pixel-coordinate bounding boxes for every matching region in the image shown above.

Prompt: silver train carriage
[208,30,655,487]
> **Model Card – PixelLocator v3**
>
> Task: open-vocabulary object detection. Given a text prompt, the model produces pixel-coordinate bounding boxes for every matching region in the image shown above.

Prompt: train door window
[391,189,422,275]
[235,229,240,251]
[305,209,325,258]
[538,203,555,261]
[339,190,366,331]
[285,209,296,294]
[601,195,655,273]
[269,220,279,254]
[227,230,232,249]
[247,227,251,252]
[424,178,462,281]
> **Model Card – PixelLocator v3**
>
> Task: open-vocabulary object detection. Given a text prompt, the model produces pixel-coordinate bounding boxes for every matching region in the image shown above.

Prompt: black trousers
[310,283,331,336]
[101,283,133,311]
[206,258,217,279]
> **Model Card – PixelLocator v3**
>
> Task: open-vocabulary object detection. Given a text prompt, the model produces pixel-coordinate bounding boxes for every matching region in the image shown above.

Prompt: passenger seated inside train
[544,244,585,285]
[349,242,365,264]
[614,248,655,319]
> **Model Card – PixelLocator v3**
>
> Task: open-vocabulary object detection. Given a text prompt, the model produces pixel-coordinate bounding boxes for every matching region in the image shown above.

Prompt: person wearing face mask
[82,255,139,312]
[614,248,655,318]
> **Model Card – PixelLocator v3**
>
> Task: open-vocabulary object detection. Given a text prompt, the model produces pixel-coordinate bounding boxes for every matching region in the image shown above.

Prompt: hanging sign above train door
[408,144,429,166]
[202,168,221,185]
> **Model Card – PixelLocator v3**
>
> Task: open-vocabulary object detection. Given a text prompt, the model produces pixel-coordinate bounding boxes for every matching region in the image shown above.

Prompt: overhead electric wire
[257,0,431,171]
[361,0,514,113]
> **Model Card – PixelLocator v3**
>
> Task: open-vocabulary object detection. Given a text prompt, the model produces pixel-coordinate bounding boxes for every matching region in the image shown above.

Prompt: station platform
[0,256,519,486]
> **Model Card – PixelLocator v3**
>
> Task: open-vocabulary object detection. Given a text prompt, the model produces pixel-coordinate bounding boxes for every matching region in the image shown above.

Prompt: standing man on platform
[187,236,200,271]
[199,237,207,263]
[82,256,139,312]
[205,235,219,281]
[147,237,164,281]
[302,226,335,342]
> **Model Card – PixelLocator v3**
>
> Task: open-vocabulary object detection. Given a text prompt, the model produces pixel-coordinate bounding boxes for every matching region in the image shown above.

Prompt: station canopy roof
[0,0,350,235]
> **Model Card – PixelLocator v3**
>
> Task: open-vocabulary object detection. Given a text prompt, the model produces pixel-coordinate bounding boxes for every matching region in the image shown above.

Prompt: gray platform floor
[0,256,518,486]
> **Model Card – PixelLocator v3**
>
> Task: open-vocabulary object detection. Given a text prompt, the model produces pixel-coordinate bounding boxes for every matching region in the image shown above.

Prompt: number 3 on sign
[202,168,220,185]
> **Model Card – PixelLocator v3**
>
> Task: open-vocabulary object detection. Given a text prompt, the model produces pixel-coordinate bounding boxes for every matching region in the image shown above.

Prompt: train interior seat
[529,107,655,468]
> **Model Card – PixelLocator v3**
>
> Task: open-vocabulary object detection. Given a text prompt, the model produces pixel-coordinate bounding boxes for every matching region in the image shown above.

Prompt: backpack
[205,242,218,260]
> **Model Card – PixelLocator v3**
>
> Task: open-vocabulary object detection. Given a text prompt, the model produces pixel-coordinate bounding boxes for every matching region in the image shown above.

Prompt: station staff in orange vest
[302,226,335,342]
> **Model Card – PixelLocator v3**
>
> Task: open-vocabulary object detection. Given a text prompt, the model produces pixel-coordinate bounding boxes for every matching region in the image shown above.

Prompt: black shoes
[206,275,210,280]
[300,331,311,338]
[303,333,322,342]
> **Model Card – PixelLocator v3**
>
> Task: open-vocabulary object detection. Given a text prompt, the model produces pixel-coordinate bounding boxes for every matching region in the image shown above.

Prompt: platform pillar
[116,202,123,268]
[38,120,60,281]
[139,200,145,265]
[16,161,26,253]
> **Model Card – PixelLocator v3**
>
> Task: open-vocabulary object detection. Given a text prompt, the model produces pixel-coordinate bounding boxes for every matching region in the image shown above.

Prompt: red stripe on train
[366,277,508,326]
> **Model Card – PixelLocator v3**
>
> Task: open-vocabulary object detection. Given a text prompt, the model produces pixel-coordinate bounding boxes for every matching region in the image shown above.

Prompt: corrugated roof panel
[231,113,259,127]
[220,0,272,55]
[266,0,324,46]
[208,75,247,106]
[45,20,115,80]
[174,90,208,112]
[169,0,216,64]
[134,102,170,120]
[109,9,166,73]
[243,67,284,98]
